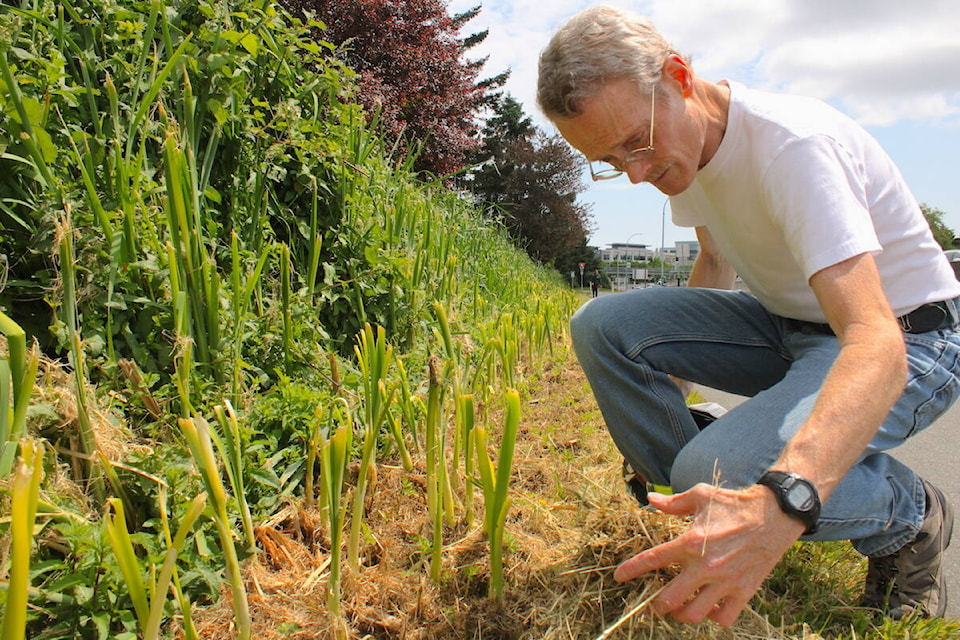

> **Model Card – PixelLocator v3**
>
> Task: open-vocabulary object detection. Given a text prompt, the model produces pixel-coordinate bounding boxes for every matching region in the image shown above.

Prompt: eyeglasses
[588,87,656,181]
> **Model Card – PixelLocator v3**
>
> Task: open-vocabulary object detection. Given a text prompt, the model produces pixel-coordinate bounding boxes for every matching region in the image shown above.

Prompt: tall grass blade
[179,416,252,640]
[144,493,207,640]
[56,212,104,499]
[104,498,151,626]
[425,356,444,582]
[348,324,394,570]
[317,399,353,619]
[105,493,207,640]
[1,440,44,640]
[0,312,39,474]
[473,389,521,600]
[281,243,293,375]
[459,394,475,525]
[213,401,257,553]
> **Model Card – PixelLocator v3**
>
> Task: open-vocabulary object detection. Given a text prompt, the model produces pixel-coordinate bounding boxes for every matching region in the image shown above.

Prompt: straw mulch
[187,358,817,640]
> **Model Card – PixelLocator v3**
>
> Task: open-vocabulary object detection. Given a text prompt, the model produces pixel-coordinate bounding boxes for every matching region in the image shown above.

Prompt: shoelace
[865,553,900,606]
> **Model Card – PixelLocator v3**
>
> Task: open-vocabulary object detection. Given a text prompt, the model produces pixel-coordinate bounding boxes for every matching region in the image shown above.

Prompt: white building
[598,243,654,263]
[596,240,701,289]
[675,240,700,266]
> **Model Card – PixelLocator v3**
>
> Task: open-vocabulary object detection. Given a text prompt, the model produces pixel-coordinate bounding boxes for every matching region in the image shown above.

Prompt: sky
[447,0,960,251]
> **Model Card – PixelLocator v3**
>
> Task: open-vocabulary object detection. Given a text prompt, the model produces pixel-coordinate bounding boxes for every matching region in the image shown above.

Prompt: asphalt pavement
[696,386,959,620]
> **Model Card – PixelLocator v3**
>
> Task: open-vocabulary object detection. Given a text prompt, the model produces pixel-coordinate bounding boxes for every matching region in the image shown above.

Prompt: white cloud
[452,0,960,127]
[647,0,960,125]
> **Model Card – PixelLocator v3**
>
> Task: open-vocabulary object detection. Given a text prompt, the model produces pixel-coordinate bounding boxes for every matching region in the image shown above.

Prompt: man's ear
[662,54,694,98]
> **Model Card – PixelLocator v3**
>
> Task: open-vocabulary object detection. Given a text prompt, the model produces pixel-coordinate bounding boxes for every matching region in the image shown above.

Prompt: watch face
[786,481,815,511]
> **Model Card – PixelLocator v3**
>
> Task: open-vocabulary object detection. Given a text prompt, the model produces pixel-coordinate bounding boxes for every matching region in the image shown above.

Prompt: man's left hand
[614,483,806,626]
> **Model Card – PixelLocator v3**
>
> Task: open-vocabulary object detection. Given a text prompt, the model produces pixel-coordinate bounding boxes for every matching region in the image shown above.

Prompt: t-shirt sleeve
[763,135,882,281]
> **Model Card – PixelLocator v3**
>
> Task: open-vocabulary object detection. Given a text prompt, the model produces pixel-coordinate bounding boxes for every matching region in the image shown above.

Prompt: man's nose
[625,158,653,184]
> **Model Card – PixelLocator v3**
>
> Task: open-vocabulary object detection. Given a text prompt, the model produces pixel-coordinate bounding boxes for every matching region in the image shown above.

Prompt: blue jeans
[570,287,960,557]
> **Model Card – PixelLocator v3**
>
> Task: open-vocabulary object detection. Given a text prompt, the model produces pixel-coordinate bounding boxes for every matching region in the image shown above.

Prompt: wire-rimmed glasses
[588,87,656,181]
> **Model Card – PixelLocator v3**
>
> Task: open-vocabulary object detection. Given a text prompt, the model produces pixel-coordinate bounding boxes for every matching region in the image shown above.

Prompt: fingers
[657,583,754,626]
[614,483,776,626]
[616,484,717,583]
[647,482,715,516]
[613,538,684,582]
[709,590,754,627]
[660,582,725,623]
[646,487,695,515]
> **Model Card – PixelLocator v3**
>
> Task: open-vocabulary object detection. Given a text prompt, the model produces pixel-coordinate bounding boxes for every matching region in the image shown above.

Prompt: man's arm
[688,226,736,289]
[613,252,907,626]
[773,251,906,497]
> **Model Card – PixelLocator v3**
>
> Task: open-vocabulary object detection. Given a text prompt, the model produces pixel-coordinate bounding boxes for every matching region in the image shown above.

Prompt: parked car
[945,250,960,280]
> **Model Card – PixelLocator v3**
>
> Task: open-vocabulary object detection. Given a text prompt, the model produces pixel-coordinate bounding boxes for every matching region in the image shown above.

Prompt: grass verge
[183,347,960,639]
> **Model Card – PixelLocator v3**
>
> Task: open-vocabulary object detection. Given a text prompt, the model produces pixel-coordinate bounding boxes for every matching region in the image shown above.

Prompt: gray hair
[537,5,683,120]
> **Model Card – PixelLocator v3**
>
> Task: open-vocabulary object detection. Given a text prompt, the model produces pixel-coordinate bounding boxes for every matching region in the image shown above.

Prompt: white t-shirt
[672,82,960,323]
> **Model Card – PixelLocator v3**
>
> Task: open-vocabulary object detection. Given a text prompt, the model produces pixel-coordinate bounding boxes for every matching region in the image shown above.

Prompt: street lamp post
[624,232,644,290]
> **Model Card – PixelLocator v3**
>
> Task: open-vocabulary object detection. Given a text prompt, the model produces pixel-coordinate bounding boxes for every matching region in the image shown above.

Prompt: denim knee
[670,439,758,494]
[569,297,612,356]
[670,443,719,494]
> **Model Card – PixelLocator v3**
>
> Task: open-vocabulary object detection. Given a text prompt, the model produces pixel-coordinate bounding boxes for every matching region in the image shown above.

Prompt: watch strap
[757,470,821,535]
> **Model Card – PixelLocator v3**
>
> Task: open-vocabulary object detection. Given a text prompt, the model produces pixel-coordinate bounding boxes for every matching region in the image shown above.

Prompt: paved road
[696,386,959,619]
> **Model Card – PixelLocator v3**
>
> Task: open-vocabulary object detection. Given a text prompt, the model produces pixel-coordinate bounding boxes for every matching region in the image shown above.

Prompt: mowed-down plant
[0,312,39,475]
[1,439,44,640]
[474,389,521,601]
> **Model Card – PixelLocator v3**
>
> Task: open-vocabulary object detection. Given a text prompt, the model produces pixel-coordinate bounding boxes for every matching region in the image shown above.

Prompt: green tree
[921,203,957,249]
[554,238,604,288]
[464,94,593,270]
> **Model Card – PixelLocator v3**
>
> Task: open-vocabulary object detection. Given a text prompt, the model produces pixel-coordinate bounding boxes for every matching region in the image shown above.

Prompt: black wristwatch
[757,471,821,535]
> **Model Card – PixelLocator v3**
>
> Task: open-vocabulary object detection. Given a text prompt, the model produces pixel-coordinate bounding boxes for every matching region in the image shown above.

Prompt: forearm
[774,321,906,499]
[688,251,736,289]
[689,226,736,289]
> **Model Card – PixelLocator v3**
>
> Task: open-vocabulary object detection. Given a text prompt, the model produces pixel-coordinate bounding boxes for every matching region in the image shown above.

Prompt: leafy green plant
[474,388,521,601]
[1,439,44,640]
[104,493,207,640]
[348,323,395,570]
[179,415,252,640]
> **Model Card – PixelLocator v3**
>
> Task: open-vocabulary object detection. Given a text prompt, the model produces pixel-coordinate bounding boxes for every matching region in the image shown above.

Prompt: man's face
[553,77,702,196]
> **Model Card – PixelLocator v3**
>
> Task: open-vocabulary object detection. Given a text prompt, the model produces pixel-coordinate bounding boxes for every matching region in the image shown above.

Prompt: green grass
[759,541,960,639]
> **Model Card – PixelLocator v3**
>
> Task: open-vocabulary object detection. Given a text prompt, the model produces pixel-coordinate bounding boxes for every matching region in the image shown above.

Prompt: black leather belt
[792,298,960,336]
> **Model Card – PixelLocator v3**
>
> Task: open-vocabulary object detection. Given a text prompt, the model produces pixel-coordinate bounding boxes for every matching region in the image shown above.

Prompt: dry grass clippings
[180,356,800,639]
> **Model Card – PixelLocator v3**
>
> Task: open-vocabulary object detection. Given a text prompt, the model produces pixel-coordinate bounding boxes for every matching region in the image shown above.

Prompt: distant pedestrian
[590,270,601,298]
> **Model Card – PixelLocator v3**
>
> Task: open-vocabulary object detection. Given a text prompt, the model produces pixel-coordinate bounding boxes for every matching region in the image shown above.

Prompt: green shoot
[179,416,252,640]
[474,389,521,601]
[1,440,44,640]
